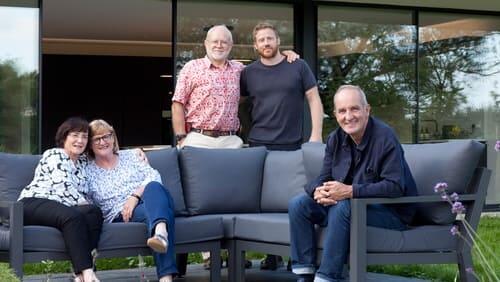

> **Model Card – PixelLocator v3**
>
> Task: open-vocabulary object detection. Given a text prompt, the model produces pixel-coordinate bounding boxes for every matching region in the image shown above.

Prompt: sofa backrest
[179,146,267,215]
[402,140,484,225]
[0,152,41,202]
[260,149,308,212]
[301,140,485,225]
[145,148,188,216]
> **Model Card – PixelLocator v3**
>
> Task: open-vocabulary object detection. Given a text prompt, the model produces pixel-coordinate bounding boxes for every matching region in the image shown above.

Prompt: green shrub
[0,263,19,282]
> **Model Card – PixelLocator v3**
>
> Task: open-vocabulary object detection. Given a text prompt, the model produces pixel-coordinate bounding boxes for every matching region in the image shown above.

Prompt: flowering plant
[434,157,499,281]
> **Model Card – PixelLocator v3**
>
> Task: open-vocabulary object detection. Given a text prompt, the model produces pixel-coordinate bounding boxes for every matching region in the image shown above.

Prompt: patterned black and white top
[85,149,161,223]
[18,148,89,206]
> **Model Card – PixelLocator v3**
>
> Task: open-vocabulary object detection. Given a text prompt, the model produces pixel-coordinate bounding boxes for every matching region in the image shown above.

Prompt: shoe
[245,259,252,269]
[203,257,224,270]
[296,274,314,282]
[73,273,83,282]
[260,255,283,270]
[147,233,168,253]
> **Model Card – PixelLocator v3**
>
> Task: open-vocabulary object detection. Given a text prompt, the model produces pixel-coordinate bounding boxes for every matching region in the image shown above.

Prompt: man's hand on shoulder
[281,50,300,63]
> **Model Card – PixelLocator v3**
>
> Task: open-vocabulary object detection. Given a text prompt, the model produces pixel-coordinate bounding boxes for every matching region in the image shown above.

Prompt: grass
[18,217,499,281]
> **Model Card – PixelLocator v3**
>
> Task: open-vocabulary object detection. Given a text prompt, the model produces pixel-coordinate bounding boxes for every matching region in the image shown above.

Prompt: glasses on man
[92,133,113,145]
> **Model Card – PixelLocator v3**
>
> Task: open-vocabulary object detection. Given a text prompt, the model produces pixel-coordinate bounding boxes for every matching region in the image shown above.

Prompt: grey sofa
[0,140,491,282]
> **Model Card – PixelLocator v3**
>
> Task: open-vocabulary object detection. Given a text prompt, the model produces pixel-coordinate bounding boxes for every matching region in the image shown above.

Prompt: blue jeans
[114,181,178,278]
[289,194,407,282]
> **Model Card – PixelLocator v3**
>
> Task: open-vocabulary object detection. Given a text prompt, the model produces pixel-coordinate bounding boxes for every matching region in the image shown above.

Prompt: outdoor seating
[0,140,490,282]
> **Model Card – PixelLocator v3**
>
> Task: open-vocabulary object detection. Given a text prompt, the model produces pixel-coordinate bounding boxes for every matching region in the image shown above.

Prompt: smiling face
[204,25,233,65]
[90,131,115,159]
[334,87,371,144]
[254,27,280,59]
[63,131,88,160]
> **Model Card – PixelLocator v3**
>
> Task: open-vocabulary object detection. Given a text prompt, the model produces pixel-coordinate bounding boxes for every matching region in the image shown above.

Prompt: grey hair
[205,24,233,43]
[333,85,368,108]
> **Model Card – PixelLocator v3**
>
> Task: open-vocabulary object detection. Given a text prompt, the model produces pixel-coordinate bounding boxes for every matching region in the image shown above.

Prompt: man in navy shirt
[289,85,417,282]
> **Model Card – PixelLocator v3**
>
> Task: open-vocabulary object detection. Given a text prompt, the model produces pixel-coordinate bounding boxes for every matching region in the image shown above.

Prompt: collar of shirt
[341,116,374,152]
[202,56,236,70]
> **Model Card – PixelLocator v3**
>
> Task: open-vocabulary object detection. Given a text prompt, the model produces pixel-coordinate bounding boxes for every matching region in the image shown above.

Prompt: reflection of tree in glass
[0,60,38,153]
[318,22,416,142]
[419,32,500,127]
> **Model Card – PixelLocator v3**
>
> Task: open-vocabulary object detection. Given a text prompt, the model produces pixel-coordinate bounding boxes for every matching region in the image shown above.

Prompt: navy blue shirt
[240,58,317,146]
[305,117,418,224]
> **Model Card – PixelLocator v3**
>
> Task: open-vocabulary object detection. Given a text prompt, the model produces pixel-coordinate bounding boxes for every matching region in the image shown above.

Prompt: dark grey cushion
[0,153,41,202]
[261,150,307,212]
[145,148,187,216]
[23,216,224,252]
[180,146,267,215]
[301,142,326,183]
[402,140,484,224]
[317,225,457,252]
[234,213,291,244]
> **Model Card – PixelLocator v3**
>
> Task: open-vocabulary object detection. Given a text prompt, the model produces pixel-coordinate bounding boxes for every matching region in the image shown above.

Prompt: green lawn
[1,216,496,282]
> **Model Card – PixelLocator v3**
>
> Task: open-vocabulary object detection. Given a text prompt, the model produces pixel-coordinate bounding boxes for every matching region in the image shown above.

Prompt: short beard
[258,47,279,59]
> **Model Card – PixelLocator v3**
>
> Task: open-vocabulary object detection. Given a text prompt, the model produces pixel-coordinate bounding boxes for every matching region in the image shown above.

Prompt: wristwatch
[175,134,187,142]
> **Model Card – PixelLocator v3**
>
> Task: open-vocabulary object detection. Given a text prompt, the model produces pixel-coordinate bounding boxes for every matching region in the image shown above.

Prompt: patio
[24,260,429,282]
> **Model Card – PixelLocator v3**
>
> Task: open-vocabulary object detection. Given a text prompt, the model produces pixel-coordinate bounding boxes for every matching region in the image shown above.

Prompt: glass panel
[0,6,39,153]
[176,0,294,72]
[176,1,293,141]
[317,6,416,143]
[419,13,500,205]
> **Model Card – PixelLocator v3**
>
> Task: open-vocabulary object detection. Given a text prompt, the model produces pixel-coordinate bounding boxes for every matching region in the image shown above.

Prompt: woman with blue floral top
[85,119,177,282]
[18,117,103,282]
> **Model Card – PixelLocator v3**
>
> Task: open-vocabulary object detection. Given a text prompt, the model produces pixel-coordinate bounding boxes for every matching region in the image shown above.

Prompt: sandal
[147,233,168,253]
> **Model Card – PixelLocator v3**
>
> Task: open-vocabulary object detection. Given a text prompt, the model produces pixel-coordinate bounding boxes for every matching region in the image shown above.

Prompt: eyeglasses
[92,133,113,145]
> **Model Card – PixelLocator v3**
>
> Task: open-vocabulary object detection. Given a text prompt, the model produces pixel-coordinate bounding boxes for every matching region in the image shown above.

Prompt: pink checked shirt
[172,57,244,132]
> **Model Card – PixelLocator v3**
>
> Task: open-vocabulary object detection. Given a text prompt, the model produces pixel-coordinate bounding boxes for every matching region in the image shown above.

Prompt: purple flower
[434,182,448,193]
[450,225,460,236]
[450,192,459,201]
[441,194,449,200]
[466,267,474,273]
[452,201,466,214]
[495,140,500,152]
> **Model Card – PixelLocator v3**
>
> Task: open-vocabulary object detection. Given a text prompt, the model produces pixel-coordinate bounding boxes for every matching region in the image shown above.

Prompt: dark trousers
[20,197,103,273]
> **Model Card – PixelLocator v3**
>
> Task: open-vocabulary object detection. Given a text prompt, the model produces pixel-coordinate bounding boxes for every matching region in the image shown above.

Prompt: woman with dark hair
[18,117,103,282]
[85,119,177,282]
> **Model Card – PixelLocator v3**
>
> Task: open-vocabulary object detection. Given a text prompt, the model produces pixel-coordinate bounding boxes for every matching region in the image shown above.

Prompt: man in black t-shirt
[240,22,324,151]
[240,22,324,270]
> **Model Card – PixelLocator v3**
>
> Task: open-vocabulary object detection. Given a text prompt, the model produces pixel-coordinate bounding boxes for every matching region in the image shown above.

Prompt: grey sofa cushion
[180,146,266,215]
[234,213,291,244]
[317,225,457,253]
[0,153,41,202]
[261,150,308,212]
[145,148,187,216]
[402,140,484,225]
[23,216,224,252]
[301,142,326,183]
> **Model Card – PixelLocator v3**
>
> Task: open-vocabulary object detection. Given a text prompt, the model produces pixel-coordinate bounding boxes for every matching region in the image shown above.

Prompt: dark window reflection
[317,6,416,143]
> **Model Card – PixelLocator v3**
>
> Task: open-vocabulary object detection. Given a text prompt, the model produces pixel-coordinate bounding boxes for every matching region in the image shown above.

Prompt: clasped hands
[313,181,353,206]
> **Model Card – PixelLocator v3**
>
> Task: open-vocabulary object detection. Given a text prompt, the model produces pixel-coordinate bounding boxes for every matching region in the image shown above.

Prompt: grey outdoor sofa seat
[0,140,492,282]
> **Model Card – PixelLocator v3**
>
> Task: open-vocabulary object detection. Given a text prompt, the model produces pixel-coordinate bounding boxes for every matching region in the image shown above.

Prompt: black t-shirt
[240,58,317,146]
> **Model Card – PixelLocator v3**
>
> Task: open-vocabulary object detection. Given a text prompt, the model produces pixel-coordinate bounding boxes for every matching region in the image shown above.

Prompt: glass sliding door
[0,4,39,153]
[176,1,294,71]
[317,6,416,143]
[419,13,500,205]
[176,0,294,141]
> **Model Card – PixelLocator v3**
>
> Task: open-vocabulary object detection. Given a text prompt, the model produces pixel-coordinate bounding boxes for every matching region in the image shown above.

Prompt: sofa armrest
[348,167,491,282]
[0,200,24,277]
